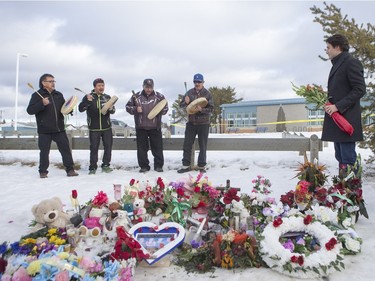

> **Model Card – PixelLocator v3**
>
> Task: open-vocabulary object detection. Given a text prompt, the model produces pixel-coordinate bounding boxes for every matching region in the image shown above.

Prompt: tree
[276,106,287,132]
[311,2,375,162]
[170,94,188,124]
[208,86,243,125]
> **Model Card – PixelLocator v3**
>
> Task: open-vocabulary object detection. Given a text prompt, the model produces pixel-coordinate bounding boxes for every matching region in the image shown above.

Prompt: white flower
[344,236,361,252]
[342,217,353,228]
[259,215,343,279]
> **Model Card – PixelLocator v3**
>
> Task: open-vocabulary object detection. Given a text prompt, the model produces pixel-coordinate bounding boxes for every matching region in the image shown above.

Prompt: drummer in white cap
[177,73,213,173]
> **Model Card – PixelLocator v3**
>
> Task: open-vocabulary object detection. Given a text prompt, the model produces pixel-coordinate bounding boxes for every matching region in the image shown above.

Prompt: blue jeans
[334,142,357,166]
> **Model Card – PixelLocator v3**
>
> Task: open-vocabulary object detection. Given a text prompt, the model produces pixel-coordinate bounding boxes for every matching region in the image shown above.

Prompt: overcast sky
[1,0,374,126]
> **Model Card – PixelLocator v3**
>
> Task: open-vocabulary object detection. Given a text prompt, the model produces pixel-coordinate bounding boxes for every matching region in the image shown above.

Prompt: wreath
[259,215,345,279]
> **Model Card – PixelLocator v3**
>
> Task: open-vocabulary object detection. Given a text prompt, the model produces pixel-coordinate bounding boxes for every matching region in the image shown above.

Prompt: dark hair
[39,73,54,88]
[93,78,105,87]
[326,34,349,52]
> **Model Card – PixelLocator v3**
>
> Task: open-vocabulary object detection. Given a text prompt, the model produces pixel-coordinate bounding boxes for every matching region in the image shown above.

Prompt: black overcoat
[321,52,366,142]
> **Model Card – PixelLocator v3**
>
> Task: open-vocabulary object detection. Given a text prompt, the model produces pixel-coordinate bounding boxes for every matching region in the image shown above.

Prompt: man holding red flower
[322,34,366,175]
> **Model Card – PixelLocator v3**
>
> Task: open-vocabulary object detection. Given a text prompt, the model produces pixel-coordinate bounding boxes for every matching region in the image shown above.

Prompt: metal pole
[15,53,28,131]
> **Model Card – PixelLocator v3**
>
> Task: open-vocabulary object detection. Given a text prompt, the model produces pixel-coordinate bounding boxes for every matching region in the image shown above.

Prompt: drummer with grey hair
[78,78,115,174]
[126,78,168,173]
[177,73,213,173]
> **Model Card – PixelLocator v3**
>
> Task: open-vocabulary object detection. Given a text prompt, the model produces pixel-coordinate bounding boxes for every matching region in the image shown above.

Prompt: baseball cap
[143,78,154,88]
[193,73,204,82]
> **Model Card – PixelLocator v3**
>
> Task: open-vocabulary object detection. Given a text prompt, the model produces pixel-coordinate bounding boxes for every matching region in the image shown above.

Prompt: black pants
[136,128,164,169]
[182,123,209,167]
[38,132,74,174]
[89,129,113,170]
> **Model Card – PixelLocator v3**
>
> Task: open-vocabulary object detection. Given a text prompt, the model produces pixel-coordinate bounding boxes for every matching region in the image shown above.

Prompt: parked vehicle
[111,119,136,137]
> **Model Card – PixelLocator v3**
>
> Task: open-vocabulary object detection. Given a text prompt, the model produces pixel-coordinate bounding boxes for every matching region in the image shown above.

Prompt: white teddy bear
[31,197,71,232]
[133,198,147,221]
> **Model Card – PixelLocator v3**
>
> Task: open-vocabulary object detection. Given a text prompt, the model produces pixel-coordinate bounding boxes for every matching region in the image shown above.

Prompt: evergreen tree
[311,2,375,162]
[170,94,188,124]
[208,86,243,125]
[276,105,287,132]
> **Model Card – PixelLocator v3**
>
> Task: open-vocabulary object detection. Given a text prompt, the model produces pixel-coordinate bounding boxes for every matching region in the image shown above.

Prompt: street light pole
[15,52,28,131]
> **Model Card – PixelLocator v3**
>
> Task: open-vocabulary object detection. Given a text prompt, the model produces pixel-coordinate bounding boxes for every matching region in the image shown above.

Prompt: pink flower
[12,267,32,281]
[54,270,70,281]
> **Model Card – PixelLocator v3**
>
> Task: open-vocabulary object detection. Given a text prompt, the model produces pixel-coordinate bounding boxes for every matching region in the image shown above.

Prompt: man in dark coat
[322,34,366,175]
[126,79,168,173]
[27,73,79,178]
[78,78,115,174]
[177,73,214,173]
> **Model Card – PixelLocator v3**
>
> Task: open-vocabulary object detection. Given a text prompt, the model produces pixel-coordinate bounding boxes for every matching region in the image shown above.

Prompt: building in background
[220,98,325,133]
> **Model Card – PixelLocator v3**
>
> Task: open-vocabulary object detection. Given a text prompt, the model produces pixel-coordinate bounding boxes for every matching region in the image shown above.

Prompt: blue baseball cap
[193,73,204,82]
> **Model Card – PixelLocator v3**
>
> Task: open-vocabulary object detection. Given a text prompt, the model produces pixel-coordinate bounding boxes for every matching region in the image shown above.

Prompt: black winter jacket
[78,91,115,131]
[180,87,213,125]
[27,88,67,134]
[321,52,366,142]
[126,90,168,130]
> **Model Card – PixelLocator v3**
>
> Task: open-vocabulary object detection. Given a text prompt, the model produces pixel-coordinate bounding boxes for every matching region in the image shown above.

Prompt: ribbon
[170,198,191,226]
[331,192,354,205]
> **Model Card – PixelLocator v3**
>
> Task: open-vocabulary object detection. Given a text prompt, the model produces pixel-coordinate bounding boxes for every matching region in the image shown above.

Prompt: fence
[0,134,322,165]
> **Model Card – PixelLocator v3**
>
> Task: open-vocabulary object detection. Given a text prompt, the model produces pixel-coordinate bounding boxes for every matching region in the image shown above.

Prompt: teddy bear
[31,197,71,232]
[133,198,147,222]
[113,210,132,231]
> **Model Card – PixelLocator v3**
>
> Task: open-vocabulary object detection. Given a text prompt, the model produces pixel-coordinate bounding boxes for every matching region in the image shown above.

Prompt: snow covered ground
[0,132,374,281]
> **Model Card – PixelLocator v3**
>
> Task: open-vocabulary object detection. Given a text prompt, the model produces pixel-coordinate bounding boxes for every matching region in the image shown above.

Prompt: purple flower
[283,239,295,252]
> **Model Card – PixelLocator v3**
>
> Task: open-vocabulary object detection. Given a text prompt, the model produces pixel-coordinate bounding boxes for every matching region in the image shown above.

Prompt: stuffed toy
[133,198,147,221]
[113,210,132,231]
[31,197,71,231]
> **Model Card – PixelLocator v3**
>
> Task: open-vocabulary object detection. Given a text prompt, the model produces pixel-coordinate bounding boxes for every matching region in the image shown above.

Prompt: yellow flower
[47,228,58,236]
[20,238,37,245]
[27,260,42,275]
[49,236,57,243]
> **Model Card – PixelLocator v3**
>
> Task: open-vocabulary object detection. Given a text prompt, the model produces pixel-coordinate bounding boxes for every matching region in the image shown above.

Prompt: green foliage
[170,94,188,124]
[208,86,243,125]
[310,2,375,162]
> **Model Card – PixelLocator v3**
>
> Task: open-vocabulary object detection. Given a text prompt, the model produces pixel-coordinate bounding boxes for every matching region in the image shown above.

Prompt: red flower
[290,255,298,263]
[272,217,283,228]
[129,179,135,186]
[297,256,304,266]
[194,186,201,193]
[176,188,185,197]
[325,237,337,251]
[157,177,165,189]
[138,190,145,199]
[223,188,240,204]
[303,215,313,225]
[71,189,78,199]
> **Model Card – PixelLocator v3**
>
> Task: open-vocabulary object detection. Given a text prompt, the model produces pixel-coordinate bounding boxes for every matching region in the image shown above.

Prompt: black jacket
[78,91,115,131]
[126,90,168,130]
[27,88,67,134]
[322,52,366,142]
[180,87,213,125]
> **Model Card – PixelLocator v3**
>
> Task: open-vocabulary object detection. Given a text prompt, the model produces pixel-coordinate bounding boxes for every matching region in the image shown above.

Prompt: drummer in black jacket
[78,78,115,174]
[26,73,79,178]
[126,79,168,173]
